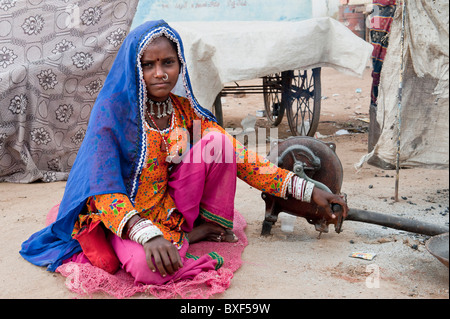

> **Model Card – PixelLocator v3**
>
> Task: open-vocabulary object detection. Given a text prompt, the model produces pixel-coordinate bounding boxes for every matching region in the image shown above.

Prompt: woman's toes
[222,229,238,243]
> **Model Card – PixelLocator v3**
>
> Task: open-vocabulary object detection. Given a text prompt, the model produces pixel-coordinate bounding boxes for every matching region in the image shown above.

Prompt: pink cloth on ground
[108,235,217,286]
[52,209,247,299]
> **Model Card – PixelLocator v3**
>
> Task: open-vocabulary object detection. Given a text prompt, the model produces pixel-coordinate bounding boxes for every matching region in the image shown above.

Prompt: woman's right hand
[143,236,183,277]
[311,187,349,220]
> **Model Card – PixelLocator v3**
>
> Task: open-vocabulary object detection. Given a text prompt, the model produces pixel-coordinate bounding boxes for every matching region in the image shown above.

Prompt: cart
[214,68,321,136]
[166,19,371,136]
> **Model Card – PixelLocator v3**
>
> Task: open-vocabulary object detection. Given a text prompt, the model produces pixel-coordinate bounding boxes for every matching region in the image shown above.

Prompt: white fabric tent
[170,17,373,109]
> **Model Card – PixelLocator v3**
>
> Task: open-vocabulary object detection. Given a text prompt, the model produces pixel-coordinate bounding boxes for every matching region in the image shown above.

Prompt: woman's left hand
[143,236,183,277]
[311,187,348,220]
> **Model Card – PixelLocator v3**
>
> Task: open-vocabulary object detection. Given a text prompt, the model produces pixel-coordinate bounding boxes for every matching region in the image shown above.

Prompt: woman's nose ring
[162,73,169,81]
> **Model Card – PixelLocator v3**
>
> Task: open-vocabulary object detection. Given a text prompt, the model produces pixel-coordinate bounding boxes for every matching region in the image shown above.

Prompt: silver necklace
[147,96,174,119]
[147,112,180,163]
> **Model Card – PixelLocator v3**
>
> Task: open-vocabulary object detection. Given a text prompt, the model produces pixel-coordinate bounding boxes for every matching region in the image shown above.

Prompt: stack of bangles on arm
[127,216,163,245]
[288,176,315,202]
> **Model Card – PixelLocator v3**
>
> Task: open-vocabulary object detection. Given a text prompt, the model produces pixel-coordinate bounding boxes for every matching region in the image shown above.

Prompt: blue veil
[20,20,216,272]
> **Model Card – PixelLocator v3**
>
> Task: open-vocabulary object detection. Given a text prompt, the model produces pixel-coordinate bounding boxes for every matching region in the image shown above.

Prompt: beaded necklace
[146,100,179,163]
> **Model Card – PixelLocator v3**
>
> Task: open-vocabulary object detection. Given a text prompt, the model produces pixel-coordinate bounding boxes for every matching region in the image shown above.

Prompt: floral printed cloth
[0,0,138,182]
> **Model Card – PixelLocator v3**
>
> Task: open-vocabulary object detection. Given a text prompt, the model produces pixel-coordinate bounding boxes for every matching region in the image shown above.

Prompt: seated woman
[20,20,348,286]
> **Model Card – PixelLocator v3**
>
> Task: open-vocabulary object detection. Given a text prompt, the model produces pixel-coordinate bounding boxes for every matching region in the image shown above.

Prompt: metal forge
[261,137,449,267]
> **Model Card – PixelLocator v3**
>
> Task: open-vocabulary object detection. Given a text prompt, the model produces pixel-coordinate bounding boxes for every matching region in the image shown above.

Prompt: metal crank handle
[332,203,342,214]
[331,203,344,233]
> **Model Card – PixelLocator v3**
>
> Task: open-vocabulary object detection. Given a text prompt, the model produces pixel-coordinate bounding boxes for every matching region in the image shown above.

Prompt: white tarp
[358,0,449,169]
[170,17,373,109]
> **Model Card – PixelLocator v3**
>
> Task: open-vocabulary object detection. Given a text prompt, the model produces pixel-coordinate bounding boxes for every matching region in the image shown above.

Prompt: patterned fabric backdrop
[0,0,138,183]
[369,0,396,106]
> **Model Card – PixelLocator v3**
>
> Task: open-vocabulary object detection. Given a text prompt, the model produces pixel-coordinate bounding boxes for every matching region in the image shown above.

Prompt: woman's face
[141,36,180,102]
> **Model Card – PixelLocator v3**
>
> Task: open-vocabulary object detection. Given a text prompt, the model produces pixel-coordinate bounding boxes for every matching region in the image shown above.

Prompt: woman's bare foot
[223,229,239,243]
[187,223,238,244]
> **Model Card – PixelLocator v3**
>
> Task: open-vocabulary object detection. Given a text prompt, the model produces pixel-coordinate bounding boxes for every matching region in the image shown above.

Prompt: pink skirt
[66,131,238,285]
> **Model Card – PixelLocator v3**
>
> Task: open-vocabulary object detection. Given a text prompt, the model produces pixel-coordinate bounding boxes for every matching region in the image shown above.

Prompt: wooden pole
[395,0,407,202]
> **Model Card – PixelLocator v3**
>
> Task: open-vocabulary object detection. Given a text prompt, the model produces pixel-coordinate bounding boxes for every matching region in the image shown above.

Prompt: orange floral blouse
[73,94,294,247]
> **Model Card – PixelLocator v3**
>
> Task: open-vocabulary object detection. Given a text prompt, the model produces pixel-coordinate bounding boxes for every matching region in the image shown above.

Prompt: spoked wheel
[262,72,289,126]
[285,68,321,136]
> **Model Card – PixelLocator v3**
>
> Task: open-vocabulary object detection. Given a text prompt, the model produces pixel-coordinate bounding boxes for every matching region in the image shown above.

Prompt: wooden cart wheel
[262,73,287,126]
[285,68,321,136]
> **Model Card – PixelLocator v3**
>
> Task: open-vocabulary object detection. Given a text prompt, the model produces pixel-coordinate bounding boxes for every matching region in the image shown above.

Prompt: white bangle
[128,219,163,245]
[303,181,315,203]
[288,176,315,203]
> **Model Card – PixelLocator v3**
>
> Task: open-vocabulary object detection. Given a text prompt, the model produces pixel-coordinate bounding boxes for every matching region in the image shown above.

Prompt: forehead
[141,36,177,57]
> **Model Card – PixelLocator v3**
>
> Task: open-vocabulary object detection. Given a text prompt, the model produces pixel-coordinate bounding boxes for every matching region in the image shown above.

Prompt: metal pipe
[346,208,449,237]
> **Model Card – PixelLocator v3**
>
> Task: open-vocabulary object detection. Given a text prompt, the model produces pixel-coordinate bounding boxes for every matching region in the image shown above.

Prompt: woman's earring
[162,73,169,81]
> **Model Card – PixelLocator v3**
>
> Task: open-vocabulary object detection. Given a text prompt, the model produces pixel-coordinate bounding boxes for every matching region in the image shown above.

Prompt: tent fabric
[169,17,373,110]
[358,0,449,169]
[369,0,397,105]
[0,0,139,183]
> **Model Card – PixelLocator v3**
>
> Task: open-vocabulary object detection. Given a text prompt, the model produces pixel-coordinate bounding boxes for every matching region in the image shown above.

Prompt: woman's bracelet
[125,216,142,239]
[128,219,163,245]
[288,175,315,203]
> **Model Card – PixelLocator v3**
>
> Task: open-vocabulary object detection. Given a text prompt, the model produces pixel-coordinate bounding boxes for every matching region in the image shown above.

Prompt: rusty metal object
[426,233,449,268]
[261,136,344,235]
[261,136,449,238]
[261,137,450,268]
[346,209,449,237]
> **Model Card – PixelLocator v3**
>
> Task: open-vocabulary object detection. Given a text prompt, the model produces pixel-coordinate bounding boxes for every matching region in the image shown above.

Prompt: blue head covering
[20,20,216,271]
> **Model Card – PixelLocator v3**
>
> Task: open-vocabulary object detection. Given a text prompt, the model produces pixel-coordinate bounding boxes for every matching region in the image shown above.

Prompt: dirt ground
[0,67,448,299]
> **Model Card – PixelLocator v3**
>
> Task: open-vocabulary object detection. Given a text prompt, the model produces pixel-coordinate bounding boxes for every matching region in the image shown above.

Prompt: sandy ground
[0,67,448,299]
